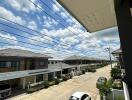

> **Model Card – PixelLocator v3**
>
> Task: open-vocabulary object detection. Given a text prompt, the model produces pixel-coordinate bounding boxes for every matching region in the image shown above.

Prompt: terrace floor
[8,64,112,100]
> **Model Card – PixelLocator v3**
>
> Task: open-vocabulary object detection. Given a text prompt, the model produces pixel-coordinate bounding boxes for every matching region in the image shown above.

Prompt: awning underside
[0,69,61,81]
[58,0,117,32]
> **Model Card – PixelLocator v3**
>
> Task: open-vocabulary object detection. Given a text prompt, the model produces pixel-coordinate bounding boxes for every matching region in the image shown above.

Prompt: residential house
[0,48,58,90]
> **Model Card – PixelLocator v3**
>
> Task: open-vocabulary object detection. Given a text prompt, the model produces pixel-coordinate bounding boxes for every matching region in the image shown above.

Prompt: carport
[0,68,61,89]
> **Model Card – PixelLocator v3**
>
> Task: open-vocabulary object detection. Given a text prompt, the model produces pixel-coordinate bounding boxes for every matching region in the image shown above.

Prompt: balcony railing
[123,81,130,100]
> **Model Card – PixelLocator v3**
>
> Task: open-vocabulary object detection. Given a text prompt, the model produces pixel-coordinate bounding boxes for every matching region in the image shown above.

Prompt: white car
[69,92,91,100]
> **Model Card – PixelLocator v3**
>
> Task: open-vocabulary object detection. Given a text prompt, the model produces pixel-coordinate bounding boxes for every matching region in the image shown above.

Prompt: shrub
[26,88,37,94]
[111,68,121,79]
[98,78,112,99]
[43,80,50,88]
[112,79,123,89]
[96,77,107,89]
[54,78,60,85]
[106,78,113,88]
[49,81,55,86]
[99,85,111,98]
[26,84,44,94]
[87,67,96,72]
[62,76,68,81]
[91,68,96,72]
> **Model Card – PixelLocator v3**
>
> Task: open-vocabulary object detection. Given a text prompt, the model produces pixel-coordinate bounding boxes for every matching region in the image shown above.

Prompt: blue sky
[0,0,120,59]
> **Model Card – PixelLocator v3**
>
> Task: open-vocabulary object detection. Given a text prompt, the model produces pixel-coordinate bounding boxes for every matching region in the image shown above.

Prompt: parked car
[96,77,107,89]
[69,92,91,100]
[0,83,11,99]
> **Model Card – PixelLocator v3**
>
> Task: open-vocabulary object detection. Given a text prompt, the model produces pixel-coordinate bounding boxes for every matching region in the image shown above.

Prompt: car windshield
[69,96,79,100]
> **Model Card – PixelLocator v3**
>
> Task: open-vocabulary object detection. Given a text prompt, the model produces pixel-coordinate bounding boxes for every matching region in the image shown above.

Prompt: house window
[11,61,20,67]
[0,61,6,67]
[36,74,43,82]
[6,62,11,67]
[39,61,45,66]
[0,61,20,68]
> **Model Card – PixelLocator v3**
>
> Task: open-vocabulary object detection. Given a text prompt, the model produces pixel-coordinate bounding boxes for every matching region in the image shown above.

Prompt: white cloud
[52,1,62,12]
[52,4,59,12]
[0,6,26,25]
[40,24,88,49]
[43,16,58,28]
[0,32,17,44]
[6,0,40,13]
[27,21,37,30]
[92,27,119,40]
[0,45,31,51]
[41,48,77,59]
[66,19,73,23]
[72,27,120,59]
[29,35,53,44]
[36,15,42,24]
[41,24,85,39]
[60,12,68,18]
[61,36,79,46]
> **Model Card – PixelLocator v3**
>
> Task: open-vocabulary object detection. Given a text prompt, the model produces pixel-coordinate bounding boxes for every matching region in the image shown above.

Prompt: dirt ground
[8,64,112,100]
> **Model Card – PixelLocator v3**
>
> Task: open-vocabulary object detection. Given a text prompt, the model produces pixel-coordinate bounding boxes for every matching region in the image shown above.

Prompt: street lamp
[105,47,112,69]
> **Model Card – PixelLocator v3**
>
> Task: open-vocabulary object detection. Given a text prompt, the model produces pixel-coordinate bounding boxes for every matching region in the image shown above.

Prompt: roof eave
[57,0,90,32]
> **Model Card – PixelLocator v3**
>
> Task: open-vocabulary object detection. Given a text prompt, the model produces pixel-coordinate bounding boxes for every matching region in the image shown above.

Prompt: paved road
[8,64,112,100]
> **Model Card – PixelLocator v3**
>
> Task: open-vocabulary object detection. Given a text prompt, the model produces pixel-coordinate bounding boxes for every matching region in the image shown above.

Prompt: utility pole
[60,61,63,79]
[105,47,112,69]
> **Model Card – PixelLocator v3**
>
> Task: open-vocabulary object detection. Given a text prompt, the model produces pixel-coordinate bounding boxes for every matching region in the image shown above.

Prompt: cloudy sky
[0,0,120,59]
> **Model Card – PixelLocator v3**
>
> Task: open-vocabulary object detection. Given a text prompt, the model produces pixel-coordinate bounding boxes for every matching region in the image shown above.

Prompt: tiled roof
[0,48,51,58]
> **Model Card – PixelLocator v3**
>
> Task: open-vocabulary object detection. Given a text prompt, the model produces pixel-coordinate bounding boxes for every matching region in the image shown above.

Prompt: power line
[0,19,91,54]
[0,18,107,57]
[0,34,77,55]
[49,0,82,28]
[28,0,89,40]
[39,0,86,34]
[0,41,75,56]
[0,17,87,49]
[29,0,106,54]
[0,29,87,55]
[0,41,45,51]
[0,0,106,56]
[0,22,59,47]
[0,17,68,47]
[0,21,82,53]
[38,0,66,22]
[37,0,108,54]
[0,31,47,49]
[0,29,52,46]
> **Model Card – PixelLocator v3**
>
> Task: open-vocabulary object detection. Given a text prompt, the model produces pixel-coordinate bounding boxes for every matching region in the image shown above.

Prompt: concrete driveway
[8,64,112,100]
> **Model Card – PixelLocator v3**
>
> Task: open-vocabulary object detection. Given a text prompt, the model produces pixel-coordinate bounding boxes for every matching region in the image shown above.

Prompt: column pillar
[114,0,132,99]
[22,77,26,89]
[53,72,56,78]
